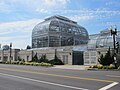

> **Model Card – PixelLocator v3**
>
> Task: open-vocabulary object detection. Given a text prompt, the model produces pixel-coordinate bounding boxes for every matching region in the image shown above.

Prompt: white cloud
[102,21,120,27]
[61,8,120,22]
[106,1,120,6]
[0,19,43,49]
[56,8,120,15]
[0,0,70,13]
[35,0,70,13]
[0,19,42,35]
[0,35,30,49]
[0,1,11,13]
[69,15,94,22]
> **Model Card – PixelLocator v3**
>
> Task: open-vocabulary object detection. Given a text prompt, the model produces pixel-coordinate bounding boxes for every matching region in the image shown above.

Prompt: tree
[26,45,31,49]
[49,49,64,65]
[49,58,64,65]
[39,54,48,63]
[18,56,22,61]
[98,47,114,65]
[32,53,38,62]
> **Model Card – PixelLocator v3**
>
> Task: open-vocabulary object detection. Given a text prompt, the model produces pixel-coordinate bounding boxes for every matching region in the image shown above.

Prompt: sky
[0,0,120,49]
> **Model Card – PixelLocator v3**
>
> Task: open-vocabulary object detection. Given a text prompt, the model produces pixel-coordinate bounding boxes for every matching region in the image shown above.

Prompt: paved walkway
[52,65,89,70]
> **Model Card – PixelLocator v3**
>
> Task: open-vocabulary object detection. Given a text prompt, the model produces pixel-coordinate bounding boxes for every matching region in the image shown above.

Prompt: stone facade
[0,46,120,65]
[0,49,20,61]
[18,48,72,64]
[0,46,73,64]
[84,47,120,65]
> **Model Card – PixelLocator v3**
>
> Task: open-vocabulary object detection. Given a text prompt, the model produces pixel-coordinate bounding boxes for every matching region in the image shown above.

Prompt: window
[49,36,59,47]
[3,56,8,61]
[11,56,13,60]
[63,55,68,64]
[27,56,29,61]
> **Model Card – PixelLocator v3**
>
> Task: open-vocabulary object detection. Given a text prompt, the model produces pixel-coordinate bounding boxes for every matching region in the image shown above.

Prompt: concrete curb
[51,65,89,70]
[87,68,120,71]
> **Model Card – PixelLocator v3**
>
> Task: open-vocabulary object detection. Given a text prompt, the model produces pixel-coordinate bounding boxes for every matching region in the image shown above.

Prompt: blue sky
[0,0,120,48]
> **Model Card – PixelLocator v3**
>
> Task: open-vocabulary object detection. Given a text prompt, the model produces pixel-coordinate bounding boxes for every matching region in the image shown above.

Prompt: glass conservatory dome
[88,29,120,49]
[32,15,89,48]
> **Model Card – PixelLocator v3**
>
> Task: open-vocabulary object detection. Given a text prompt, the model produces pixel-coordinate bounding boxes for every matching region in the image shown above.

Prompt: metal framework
[88,29,120,50]
[32,15,89,48]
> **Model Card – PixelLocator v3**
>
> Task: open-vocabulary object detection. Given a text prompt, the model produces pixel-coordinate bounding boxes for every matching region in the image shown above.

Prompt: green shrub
[39,62,53,67]
[19,61,25,65]
[24,62,31,65]
[97,65,103,69]
[24,62,53,67]
[49,53,64,65]
[11,61,15,64]
[92,65,98,68]
[108,64,116,69]
[5,61,10,64]
[118,66,120,70]
[18,57,22,61]
[0,60,53,67]
[49,58,64,65]
[89,64,118,70]
[89,66,92,68]
[31,53,39,62]
[98,47,114,66]
[39,54,49,63]
[102,66,109,69]
[0,61,4,64]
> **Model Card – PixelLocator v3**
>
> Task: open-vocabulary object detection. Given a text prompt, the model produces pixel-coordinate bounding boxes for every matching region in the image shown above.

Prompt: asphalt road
[0,64,119,90]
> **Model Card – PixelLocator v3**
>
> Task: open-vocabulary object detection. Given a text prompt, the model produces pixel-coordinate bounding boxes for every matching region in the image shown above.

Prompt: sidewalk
[52,65,89,70]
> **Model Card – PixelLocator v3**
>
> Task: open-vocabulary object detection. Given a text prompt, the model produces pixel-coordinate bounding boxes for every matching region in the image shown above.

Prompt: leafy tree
[39,54,49,63]
[32,53,38,62]
[49,58,64,65]
[26,45,31,49]
[98,47,114,65]
[22,59,25,62]
[49,49,64,65]
[18,56,22,61]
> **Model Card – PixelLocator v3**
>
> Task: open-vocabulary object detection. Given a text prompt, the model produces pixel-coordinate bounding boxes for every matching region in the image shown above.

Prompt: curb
[87,68,120,71]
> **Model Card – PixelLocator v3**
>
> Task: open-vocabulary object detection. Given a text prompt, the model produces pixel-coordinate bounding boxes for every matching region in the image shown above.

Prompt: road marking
[107,75,120,78]
[99,82,119,90]
[0,68,114,83]
[0,73,89,90]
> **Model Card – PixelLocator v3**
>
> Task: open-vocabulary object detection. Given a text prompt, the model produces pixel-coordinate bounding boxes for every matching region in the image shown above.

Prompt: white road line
[99,82,119,90]
[0,73,89,90]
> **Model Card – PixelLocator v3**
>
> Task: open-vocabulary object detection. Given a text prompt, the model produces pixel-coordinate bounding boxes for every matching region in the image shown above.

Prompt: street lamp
[10,43,12,64]
[110,26,117,67]
[110,26,117,52]
[116,42,119,53]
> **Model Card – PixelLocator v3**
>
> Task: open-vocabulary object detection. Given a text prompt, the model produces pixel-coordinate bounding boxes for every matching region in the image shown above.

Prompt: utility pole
[110,26,117,51]
[110,26,117,67]
[116,42,119,53]
[10,43,12,64]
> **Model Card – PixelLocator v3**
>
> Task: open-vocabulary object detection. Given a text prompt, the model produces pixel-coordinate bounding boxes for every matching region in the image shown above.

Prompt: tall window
[27,56,29,61]
[63,55,68,64]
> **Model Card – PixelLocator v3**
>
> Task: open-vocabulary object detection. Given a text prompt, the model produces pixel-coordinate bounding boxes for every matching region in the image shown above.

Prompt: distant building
[0,49,20,61]
[0,15,88,65]
[84,29,120,65]
[0,16,120,65]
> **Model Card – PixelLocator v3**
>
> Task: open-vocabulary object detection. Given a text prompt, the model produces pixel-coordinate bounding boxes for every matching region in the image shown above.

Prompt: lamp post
[110,26,117,67]
[110,26,117,51]
[10,43,12,64]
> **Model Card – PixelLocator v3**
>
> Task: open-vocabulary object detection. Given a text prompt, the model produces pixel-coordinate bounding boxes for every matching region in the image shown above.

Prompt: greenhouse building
[32,15,89,48]
[0,15,120,65]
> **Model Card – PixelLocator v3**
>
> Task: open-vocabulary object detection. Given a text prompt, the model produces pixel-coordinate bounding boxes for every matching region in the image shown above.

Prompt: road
[0,64,119,90]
